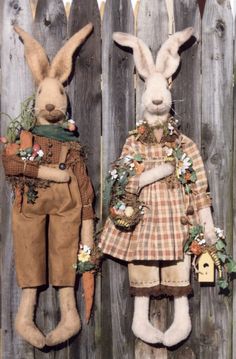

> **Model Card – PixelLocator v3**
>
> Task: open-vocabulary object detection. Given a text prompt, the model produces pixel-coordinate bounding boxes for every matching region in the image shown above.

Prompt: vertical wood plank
[1,1,34,358]
[201,1,233,359]
[102,0,135,358]
[34,0,67,61]
[68,1,102,358]
[33,2,68,358]
[169,2,202,359]
[135,1,169,358]
[233,14,236,359]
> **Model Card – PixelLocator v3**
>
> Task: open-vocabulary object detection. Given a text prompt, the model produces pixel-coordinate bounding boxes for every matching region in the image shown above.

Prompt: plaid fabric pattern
[100,133,211,261]
[1,135,94,220]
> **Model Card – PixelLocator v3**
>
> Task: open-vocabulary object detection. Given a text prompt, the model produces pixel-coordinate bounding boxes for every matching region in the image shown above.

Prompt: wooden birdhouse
[198,252,215,283]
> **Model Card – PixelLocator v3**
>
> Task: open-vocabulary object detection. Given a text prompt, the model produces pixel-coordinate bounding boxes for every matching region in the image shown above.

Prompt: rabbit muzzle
[38,108,66,123]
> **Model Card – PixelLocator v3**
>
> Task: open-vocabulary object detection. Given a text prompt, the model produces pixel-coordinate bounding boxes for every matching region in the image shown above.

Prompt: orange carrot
[5,143,20,156]
[20,130,33,149]
[82,271,95,324]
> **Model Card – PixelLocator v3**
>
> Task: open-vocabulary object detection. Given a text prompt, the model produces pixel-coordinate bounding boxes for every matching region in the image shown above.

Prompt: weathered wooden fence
[0,0,235,358]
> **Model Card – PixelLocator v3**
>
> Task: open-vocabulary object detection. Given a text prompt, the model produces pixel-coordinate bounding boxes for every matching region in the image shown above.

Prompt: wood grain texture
[102,0,135,358]
[1,1,34,358]
[201,1,233,358]
[135,1,169,358]
[173,0,202,144]
[34,0,67,62]
[68,1,102,358]
[170,3,202,359]
[233,14,236,359]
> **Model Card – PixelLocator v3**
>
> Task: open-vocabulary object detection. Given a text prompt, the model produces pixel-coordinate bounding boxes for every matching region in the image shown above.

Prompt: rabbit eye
[38,87,42,94]
[60,88,65,95]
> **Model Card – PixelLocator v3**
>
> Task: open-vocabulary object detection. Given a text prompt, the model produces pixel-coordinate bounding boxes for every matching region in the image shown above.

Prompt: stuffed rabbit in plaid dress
[100,28,217,346]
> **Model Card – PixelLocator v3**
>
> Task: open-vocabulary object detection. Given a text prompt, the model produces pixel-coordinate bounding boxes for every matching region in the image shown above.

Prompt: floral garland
[105,154,145,230]
[129,117,197,194]
[184,226,236,291]
[164,146,197,194]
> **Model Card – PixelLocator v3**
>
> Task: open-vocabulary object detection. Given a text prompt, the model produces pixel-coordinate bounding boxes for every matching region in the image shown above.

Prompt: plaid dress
[100,133,211,261]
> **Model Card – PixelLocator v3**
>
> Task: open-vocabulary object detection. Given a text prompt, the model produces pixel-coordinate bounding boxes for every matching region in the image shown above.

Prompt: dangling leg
[163,295,191,346]
[46,287,81,346]
[15,288,45,348]
[161,254,192,346]
[132,296,164,344]
[129,262,164,343]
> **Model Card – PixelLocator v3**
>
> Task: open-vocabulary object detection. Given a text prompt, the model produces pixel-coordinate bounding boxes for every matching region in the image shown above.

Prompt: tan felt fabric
[12,170,82,287]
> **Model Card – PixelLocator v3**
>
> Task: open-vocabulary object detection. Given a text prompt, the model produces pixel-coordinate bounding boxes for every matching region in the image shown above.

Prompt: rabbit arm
[120,137,174,194]
[125,164,174,193]
[183,137,215,244]
[138,164,174,188]
[2,150,70,182]
[73,160,94,220]
[2,151,39,178]
[198,207,217,245]
[37,166,70,183]
[81,219,94,248]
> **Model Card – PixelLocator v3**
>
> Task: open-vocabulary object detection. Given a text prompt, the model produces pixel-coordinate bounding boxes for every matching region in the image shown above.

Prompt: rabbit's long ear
[14,26,50,84]
[155,27,193,79]
[113,32,155,79]
[49,23,93,84]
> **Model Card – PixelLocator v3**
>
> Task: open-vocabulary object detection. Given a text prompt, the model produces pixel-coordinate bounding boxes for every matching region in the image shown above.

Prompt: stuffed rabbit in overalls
[2,24,94,348]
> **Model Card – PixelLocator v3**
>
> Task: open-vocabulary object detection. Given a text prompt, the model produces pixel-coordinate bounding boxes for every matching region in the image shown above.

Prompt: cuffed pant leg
[160,254,192,297]
[128,262,161,296]
[12,205,46,287]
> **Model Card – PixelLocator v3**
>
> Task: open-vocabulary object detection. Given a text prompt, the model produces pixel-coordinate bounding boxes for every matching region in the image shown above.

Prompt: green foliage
[3,95,36,143]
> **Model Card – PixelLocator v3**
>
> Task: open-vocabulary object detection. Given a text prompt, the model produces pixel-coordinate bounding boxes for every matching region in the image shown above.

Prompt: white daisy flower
[168,123,174,135]
[110,169,118,179]
[165,147,173,157]
[83,245,91,254]
[37,150,44,157]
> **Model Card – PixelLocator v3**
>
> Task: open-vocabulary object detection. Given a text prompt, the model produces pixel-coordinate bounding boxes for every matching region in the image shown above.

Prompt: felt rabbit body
[1,24,95,348]
[100,28,216,347]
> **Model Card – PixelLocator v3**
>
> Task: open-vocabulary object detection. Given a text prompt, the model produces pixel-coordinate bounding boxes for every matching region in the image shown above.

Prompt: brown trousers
[12,170,82,288]
[128,255,192,297]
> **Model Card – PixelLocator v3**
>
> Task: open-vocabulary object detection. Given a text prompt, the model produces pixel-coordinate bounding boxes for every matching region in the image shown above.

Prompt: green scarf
[32,125,80,142]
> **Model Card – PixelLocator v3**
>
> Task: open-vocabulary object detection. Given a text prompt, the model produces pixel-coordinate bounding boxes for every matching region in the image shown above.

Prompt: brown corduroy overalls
[2,134,94,288]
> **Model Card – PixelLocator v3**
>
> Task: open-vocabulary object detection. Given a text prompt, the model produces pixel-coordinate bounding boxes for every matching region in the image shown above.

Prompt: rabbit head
[113,28,193,127]
[14,24,93,125]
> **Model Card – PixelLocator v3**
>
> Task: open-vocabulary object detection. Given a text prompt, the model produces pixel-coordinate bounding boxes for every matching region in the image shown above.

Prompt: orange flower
[134,161,145,175]
[190,241,203,255]
[138,125,146,134]
[185,171,191,181]
[110,207,117,217]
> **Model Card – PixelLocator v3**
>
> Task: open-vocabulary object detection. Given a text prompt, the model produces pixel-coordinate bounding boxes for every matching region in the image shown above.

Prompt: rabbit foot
[163,296,191,347]
[132,319,164,344]
[15,319,45,349]
[45,314,81,346]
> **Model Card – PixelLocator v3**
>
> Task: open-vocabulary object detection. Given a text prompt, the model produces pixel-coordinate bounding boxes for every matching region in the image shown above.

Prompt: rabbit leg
[15,288,45,348]
[132,296,164,344]
[46,287,81,346]
[163,296,191,347]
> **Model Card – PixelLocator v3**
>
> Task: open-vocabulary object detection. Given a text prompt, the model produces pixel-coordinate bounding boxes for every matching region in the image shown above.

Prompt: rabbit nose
[152,100,163,105]
[46,104,55,112]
